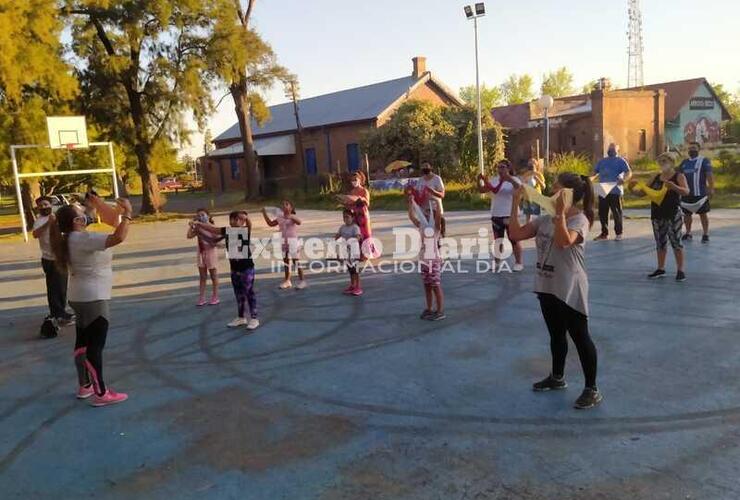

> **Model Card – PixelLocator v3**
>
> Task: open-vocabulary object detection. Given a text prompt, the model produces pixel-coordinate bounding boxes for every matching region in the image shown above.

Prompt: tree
[65,0,226,214]
[362,100,504,183]
[500,74,535,105]
[363,101,457,170]
[459,84,503,110]
[713,83,740,141]
[581,78,613,94]
[541,67,576,98]
[203,128,214,155]
[209,0,290,200]
[0,0,78,227]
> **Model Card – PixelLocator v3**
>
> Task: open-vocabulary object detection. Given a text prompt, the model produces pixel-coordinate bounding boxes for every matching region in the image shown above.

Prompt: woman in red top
[337,172,379,259]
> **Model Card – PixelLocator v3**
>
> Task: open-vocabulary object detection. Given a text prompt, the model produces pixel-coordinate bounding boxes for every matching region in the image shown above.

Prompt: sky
[182,0,740,158]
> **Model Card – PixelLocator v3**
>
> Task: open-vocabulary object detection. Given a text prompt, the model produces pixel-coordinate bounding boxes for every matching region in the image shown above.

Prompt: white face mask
[74,215,88,227]
[660,163,672,173]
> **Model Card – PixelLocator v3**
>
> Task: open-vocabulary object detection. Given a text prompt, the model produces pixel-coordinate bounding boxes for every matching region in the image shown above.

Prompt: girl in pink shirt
[262,200,306,290]
[187,208,220,306]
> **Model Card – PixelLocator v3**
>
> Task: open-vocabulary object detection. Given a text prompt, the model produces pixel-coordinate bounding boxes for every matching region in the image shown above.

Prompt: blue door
[230,158,240,180]
[347,143,360,172]
[305,148,317,175]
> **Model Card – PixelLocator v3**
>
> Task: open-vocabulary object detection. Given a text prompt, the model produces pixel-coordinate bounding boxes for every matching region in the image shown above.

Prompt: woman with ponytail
[50,194,133,407]
[508,172,602,410]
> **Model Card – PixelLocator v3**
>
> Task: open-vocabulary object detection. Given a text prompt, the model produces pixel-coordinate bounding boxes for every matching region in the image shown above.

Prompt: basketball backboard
[47,116,89,149]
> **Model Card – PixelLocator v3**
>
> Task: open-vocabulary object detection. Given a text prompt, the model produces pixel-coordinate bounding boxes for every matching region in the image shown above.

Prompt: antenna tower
[627,0,645,87]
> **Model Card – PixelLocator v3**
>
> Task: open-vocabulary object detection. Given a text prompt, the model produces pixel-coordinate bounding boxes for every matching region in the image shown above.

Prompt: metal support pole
[107,142,120,199]
[544,109,550,168]
[10,146,29,242]
[474,16,484,175]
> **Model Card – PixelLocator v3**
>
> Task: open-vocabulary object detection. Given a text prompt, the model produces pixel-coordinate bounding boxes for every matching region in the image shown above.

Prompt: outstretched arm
[261,208,279,227]
[507,187,537,241]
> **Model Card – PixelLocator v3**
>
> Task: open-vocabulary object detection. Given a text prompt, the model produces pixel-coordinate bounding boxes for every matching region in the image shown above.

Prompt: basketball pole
[10,145,30,242]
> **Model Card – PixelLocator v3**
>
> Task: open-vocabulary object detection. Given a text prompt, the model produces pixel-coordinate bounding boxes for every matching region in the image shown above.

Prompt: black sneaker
[676,271,686,282]
[574,387,603,409]
[429,311,446,321]
[701,235,709,244]
[532,375,567,392]
[681,233,692,241]
[420,309,433,320]
[647,269,666,279]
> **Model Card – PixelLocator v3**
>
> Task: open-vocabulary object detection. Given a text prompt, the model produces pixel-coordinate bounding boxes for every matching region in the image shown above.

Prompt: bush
[632,156,658,172]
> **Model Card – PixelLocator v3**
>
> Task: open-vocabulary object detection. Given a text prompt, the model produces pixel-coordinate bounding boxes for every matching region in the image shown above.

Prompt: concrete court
[1,208,739,500]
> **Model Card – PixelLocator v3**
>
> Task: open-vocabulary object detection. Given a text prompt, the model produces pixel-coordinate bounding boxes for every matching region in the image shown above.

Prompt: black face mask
[39,207,52,216]
[421,168,432,175]
[688,150,699,159]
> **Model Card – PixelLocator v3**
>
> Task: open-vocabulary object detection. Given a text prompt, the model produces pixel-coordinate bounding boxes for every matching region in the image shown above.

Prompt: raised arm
[552,192,581,249]
[507,186,537,241]
[261,208,279,227]
[104,199,133,248]
[32,217,51,239]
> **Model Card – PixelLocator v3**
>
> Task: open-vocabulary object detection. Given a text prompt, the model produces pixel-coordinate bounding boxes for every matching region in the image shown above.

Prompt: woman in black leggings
[508,172,601,409]
[50,195,132,407]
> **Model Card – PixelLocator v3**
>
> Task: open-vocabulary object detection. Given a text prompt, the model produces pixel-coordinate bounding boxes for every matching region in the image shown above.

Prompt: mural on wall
[683,116,720,144]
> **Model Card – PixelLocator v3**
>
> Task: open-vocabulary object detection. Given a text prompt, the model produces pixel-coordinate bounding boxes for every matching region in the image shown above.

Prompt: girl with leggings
[50,196,132,407]
[508,173,602,410]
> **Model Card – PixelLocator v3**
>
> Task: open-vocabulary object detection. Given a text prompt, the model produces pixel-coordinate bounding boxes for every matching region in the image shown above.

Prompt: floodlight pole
[474,16,484,175]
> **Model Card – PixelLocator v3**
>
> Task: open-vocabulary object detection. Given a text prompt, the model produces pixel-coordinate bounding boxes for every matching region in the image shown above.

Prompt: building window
[347,143,360,172]
[305,148,317,175]
[230,158,240,180]
[570,136,577,146]
[639,129,647,152]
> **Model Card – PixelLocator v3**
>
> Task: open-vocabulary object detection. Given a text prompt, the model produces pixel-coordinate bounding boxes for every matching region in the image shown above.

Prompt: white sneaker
[246,318,260,330]
[295,280,307,290]
[279,280,293,289]
[227,317,247,328]
[512,263,524,272]
[615,234,623,241]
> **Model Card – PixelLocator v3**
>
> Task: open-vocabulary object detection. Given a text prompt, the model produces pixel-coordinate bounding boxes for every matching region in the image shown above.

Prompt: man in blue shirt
[591,143,632,241]
[679,141,714,243]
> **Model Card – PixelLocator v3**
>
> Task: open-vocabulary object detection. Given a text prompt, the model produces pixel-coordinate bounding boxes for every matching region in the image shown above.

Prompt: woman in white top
[50,195,133,407]
[477,159,524,271]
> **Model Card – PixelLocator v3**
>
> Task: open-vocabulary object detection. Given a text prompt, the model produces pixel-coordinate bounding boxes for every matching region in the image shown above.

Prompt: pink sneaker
[89,389,128,407]
[351,287,364,296]
[196,297,207,307]
[76,385,94,399]
[208,296,220,305]
[343,285,355,295]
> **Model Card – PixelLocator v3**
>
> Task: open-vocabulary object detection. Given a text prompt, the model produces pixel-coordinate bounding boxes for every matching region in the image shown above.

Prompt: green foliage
[712,82,740,141]
[500,74,535,105]
[631,156,658,172]
[548,152,592,177]
[716,149,740,178]
[362,101,505,184]
[459,84,503,110]
[64,0,233,212]
[541,67,576,98]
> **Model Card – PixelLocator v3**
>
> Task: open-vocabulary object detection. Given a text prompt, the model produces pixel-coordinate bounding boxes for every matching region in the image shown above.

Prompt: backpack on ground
[39,316,59,339]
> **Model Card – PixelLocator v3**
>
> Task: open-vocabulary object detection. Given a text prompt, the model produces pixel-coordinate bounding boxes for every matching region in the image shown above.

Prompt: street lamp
[464,3,486,175]
[538,94,554,167]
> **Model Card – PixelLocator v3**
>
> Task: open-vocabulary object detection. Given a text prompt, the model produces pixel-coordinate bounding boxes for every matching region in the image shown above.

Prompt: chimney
[412,56,427,79]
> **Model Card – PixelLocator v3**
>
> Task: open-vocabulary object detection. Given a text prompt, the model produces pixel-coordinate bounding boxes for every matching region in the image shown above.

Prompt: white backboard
[47,116,89,149]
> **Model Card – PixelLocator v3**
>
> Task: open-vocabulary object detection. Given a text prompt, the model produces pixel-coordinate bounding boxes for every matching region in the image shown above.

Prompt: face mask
[660,163,672,173]
[688,150,699,159]
[421,168,432,175]
[74,216,88,227]
[39,207,52,216]
[607,149,617,157]
[198,213,209,223]
[351,181,359,188]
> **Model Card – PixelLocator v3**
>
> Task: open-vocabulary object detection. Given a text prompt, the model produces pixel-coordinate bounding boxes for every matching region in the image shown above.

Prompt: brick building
[493,78,732,164]
[202,57,462,194]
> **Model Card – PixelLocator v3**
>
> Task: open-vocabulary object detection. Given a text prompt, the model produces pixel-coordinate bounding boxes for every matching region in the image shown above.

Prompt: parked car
[158,177,183,191]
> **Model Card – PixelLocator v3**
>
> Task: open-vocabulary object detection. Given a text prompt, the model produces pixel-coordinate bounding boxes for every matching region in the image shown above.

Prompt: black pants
[598,194,623,236]
[73,317,109,396]
[41,258,68,318]
[538,293,598,388]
